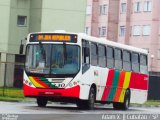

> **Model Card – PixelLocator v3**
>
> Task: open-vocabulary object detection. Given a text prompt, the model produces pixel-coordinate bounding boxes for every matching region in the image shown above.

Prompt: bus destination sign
[29,33,77,43]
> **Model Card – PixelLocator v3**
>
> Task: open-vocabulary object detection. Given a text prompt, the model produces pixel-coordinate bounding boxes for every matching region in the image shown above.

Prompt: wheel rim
[126,98,129,108]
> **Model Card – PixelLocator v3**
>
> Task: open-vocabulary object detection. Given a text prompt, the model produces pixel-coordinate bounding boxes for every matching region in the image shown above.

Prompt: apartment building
[0,0,86,86]
[85,0,160,74]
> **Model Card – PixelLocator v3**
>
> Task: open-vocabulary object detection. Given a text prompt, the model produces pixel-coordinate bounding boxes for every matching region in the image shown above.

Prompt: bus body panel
[78,66,98,100]
[99,69,148,103]
[23,67,148,104]
[130,89,148,104]
[23,72,80,98]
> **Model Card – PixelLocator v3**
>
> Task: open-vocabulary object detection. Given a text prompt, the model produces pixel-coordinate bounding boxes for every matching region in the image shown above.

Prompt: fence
[148,74,160,100]
[0,56,24,98]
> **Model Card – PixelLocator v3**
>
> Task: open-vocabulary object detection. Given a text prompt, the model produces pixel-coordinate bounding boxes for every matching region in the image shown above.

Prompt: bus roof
[78,33,148,55]
[27,31,148,55]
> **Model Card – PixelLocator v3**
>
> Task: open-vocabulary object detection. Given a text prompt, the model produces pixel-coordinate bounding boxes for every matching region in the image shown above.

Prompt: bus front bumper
[23,84,80,98]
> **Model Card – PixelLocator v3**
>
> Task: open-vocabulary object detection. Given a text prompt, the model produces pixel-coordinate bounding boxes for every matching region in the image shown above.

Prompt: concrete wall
[8,0,30,54]
[41,0,87,32]
[29,0,42,32]
[107,0,120,42]
[0,53,6,86]
[5,54,15,87]
[0,0,10,53]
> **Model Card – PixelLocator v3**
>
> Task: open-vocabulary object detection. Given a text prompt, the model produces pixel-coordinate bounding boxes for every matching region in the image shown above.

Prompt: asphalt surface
[0,101,160,120]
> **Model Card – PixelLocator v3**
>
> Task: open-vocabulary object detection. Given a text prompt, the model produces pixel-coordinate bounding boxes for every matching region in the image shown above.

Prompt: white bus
[24,31,148,110]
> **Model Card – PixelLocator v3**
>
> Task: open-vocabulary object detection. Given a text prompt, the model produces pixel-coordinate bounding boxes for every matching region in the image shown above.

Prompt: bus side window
[82,40,90,74]
[140,54,148,74]
[107,46,114,68]
[131,52,140,72]
[91,42,98,66]
[123,50,131,71]
[98,45,106,67]
[114,48,122,70]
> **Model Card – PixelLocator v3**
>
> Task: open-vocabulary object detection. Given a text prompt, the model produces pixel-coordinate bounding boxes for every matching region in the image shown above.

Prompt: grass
[144,100,160,106]
[0,87,25,102]
[0,96,25,102]
[131,100,160,107]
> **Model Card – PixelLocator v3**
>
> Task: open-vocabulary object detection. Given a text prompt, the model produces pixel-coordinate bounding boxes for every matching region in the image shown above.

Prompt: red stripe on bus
[129,73,148,90]
[101,69,114,101]
[23,84,80,98]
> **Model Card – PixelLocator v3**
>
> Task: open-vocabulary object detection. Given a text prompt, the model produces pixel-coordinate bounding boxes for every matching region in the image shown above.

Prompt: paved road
[0,101,160,120]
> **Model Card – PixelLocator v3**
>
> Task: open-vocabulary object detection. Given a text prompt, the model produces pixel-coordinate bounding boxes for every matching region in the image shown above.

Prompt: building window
[86,5,92,15]
[100,4,108,15]
[134,2,141,12]
[157,49,160,60]
[144,1,152,12]
[121,3,126,13]
[101,27,106,37]
[17,16,27,26]
[143,25,151,36]
[120,26,126,37]
[132,25,141,36]
[98,26,106,37]
[98,27,101,37]
[85,27,91,35]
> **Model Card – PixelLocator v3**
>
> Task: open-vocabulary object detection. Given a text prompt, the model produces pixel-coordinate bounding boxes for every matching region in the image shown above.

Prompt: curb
[0,99,21,103]
[1,99,160,108]
[130,104,160,107]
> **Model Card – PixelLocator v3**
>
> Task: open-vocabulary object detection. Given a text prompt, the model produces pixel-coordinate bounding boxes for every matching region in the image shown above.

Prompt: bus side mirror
[19,44,24,54]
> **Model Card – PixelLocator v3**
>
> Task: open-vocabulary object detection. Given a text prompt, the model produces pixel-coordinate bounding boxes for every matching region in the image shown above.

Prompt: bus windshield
[25,44,80,76]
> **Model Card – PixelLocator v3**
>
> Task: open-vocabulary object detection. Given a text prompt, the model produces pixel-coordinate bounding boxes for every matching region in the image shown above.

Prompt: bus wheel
[88,87,96,110]
[113,90,130,110]
[76,87,96,110]
[37,97,48,107]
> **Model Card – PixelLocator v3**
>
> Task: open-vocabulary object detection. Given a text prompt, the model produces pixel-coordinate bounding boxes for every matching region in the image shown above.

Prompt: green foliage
[144,100,160,106]
[0,87,24,98]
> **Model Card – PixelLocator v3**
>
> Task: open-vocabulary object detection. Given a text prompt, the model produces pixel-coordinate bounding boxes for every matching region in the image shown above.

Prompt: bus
[24,31,148,110]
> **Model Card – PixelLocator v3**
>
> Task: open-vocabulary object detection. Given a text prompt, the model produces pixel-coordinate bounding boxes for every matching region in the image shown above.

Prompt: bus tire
[87,87,96,110]
[76,87,96,110]
[37,97,48,107]
[113,89,130,110]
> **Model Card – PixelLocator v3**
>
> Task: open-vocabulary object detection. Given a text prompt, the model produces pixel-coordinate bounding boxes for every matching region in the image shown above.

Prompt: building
[0,0,86,87]
[85,0,160,74]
